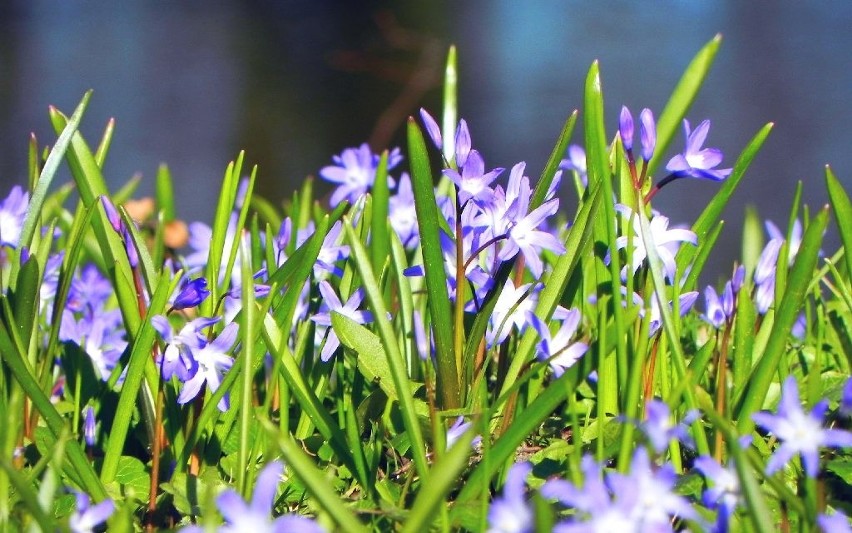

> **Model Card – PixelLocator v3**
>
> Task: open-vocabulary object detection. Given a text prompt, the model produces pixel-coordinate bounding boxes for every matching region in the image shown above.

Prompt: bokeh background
[1,1,851,281]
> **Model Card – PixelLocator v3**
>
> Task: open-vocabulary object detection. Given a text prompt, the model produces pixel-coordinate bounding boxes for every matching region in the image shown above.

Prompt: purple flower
[60,310,127,381]
[171,277,210,310]
[694,456,741,533]
[703,283,733,329]
[487,279,538,347]
[818,511,852,533]
[70,491,114,533]
[319,143,401,207]
[665,119,731,181]
[530,309,589,377]
[389,173,419,249]
[203,461,325,533]
[419,108,443,149]
[0,185,29,248]
[640,399,696,453]
[619,106,635,152]
[639,108,656,161]
[497,173,565,278]
[842,377,852,416]
[310,281,373,362]
[67,264,114,315]
[648,291,699,337]
[752,377,852,477]
[99,196,139,268]
[443,149,504,207]
[446,416,481,449]
[83,406,96,447]
[766,219,802,265]
[559,145,587,186]
[487,462,533,533]
[178,322,239,411]
[151,315,217,381]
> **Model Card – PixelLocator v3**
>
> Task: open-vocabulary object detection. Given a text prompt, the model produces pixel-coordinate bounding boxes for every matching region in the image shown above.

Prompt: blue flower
[488,462,533,533]
[177,322,239,411]
[559,145,587,187]
[752,377,852,477]
[171,276,210,310]
[444,149,504,207]
[529,308,588,377]
[639,399,696,454]
[182,461,324,533]
[151,315,217,381]
[389,173,419,249]
[70,491,114,533]
[0,185,29,248]
[614,205,698,283]
[665,119,731,181]
[310,281,373,362]
[694,455,741,533]
[319,143,401,207]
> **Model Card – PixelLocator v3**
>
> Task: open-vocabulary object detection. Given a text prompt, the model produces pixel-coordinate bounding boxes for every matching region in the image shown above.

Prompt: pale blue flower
[178,322,239,411]
[488,462,533,533]
[70,491,114,533]
[0,185,29,248]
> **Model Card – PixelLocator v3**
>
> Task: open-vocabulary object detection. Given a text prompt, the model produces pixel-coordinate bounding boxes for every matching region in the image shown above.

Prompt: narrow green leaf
[0,313,106,499]
[402,430,474,533]
[826,166,852,282]
[20,91,91,249]
[407,117,458,409]
[735,206,830,432]
[156,163,176,222]
[371,151,391,269]
[101,270,180,483]
[342,219,430,477]
[647,35,722,177]
[442,46,458,164]
[269,426,368,533]
[94,117,116,168]
[530,111,577,210]
[0,458,52,531]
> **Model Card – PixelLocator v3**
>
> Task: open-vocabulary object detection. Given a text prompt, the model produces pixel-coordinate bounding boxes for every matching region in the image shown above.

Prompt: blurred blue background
[1,1,851,280]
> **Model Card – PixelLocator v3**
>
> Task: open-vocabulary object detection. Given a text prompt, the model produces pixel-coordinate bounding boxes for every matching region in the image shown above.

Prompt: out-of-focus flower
[665,119,731,182]
[703,282,733,329]
[487,462,533,533]
[841,377,852,416]
[446,416,482,449]
[818,511,852,533]
[70,491,114,533]
[60,310,127,381]
[319,143,401,207]
[640,399,696,453]
[560,145,588,187]
[694,456,741,533]
[83,406,96,447]
[389,173,419,249]
[752,377,852,477]
[791,312,807,341]
[766,219,802,265]
[487,279,538,347]
[0,185,29,248]
[182,461,324,533]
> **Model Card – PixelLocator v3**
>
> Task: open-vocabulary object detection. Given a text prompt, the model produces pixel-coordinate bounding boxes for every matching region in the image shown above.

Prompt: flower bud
[619,106,634,151]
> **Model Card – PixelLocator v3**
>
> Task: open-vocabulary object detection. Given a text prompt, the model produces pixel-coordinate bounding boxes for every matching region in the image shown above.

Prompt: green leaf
[407,117,459,409]
[155,163,176,222]
[270,426,368,533]
[647,35,722,177]
[100,270,180,483]
[735,206,830,431]
[370,151,391,269]
[20,91,91,249]
[402,430,474,533]
[442,46,458,164]
[342,219,430,478]
[826,166,852,282]
[333,313,429,417]
[113,456,150,503]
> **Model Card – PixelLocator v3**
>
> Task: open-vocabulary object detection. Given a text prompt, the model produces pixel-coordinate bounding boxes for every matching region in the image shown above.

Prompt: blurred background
[1,1,851,280]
